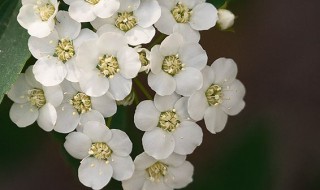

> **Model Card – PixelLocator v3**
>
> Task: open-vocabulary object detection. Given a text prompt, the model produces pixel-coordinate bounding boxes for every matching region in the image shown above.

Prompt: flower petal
[93,0,120,18]
[96,23,122,36]
[64,131,92,159]
[211,58,238,84]
[54,103,80,133]
[161,153,186,167]
[56,11,81,39]
[28,31,58,59]
[78,157,113,190]
[174,97,190,121]
[37,103,57,132]
[164,161,193,189]
[188,91,208,121]
[9,103,38,127]
[201,65,215,91]
[142,180,172,190]
[142,128,175,159]
[73,29,98,49]
[150,45,163,74]
[76,39,100,70]
[43,85,63,107]
[134,152,157,170]
[173,121,203,155]
[69,1,96,22]
[134,0,161,28]
[179,43,207,70]
[204,106,228,134]
[91,92,117,117]
[107,129,133,157]
[98,32,127,55]
[134,100,160,131]
[83,121,112,142]
[78,110,105,132]
[7,74,31,104]
[110,155,134,181]
[189,3,218,30]
[117,47,141,79]
[33,57,67,86]
[122,171,146,190]
[154,7,176,35]
[148,71,176,96]
[25,65,42,88]
[125,26,155,46]
[221,80,246,115]
[159,33,183,56]
[78,69,109,97]
[154,93,180,112]
[119,0,140,12]
[173,24,200,43]
[174,67,203,96]
[109,74,132,100]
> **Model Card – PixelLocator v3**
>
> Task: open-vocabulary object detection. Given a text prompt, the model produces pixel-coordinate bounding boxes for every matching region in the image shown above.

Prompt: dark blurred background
[1,0,320,189]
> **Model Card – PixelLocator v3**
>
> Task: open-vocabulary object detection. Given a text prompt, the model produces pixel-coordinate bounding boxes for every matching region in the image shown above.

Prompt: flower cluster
[8,0,244,189]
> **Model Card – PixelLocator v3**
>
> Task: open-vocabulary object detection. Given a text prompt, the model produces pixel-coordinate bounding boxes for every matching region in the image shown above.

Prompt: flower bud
[217,9,235,30]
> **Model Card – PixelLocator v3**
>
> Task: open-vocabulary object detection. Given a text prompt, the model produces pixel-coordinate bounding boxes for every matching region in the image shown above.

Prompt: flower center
[206,84,223,106]
[171,2,192,23]
[88,142,113,160]
[70,92,92,114]
[85,0,100,5]
[115,12,137,32]
[138,50,149,67]
[97,55,120,78]
[158,110,180,132]
[28,89,46,108]
[36,3,55,21]
[146,162,168,182]
[54,39,75,62]
[162,55,183,76]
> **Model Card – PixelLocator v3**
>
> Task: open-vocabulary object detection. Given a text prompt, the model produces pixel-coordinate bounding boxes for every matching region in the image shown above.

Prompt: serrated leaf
[0,0,31,103]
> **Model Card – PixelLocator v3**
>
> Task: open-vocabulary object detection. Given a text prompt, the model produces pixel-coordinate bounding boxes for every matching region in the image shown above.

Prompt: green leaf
[0,0,31,103]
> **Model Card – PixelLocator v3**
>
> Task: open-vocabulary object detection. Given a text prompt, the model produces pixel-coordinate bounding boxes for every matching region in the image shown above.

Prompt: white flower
[64,121,134,190]
[18,0,59,38]
[7,66,63,131]
[148,33,207,96]
[92,0,161,45]
[134,93,203,159]
[217,9,235,30]
[155,0,218,35]
[54,81,117,133]
[188,58,246,133]
[29,11,98,86]
[64,0,120,22]
[76,32,141,100]
[134,46,151,73]
[122,152,193,190]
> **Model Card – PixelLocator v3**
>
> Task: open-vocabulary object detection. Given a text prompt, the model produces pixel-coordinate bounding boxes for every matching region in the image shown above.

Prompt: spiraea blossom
[7,66,63,131]
[54,81,117,133]
[10,0,247,189]
[18,0,59,38]
[134,93,203,159]
[92,0,161,45]
[64,121,134,190]
[188,58,246,133]
[29,11,98,86]
[122,152,193,190]
[155,0,218,35]
[76,32,141,100]
[148,33,207,96]
[64,0,120,22]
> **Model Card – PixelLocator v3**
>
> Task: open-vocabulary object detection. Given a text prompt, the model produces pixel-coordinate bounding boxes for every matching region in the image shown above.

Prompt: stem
[133,89,140,105]
[106,117,112,128]
[133,78,152,100]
